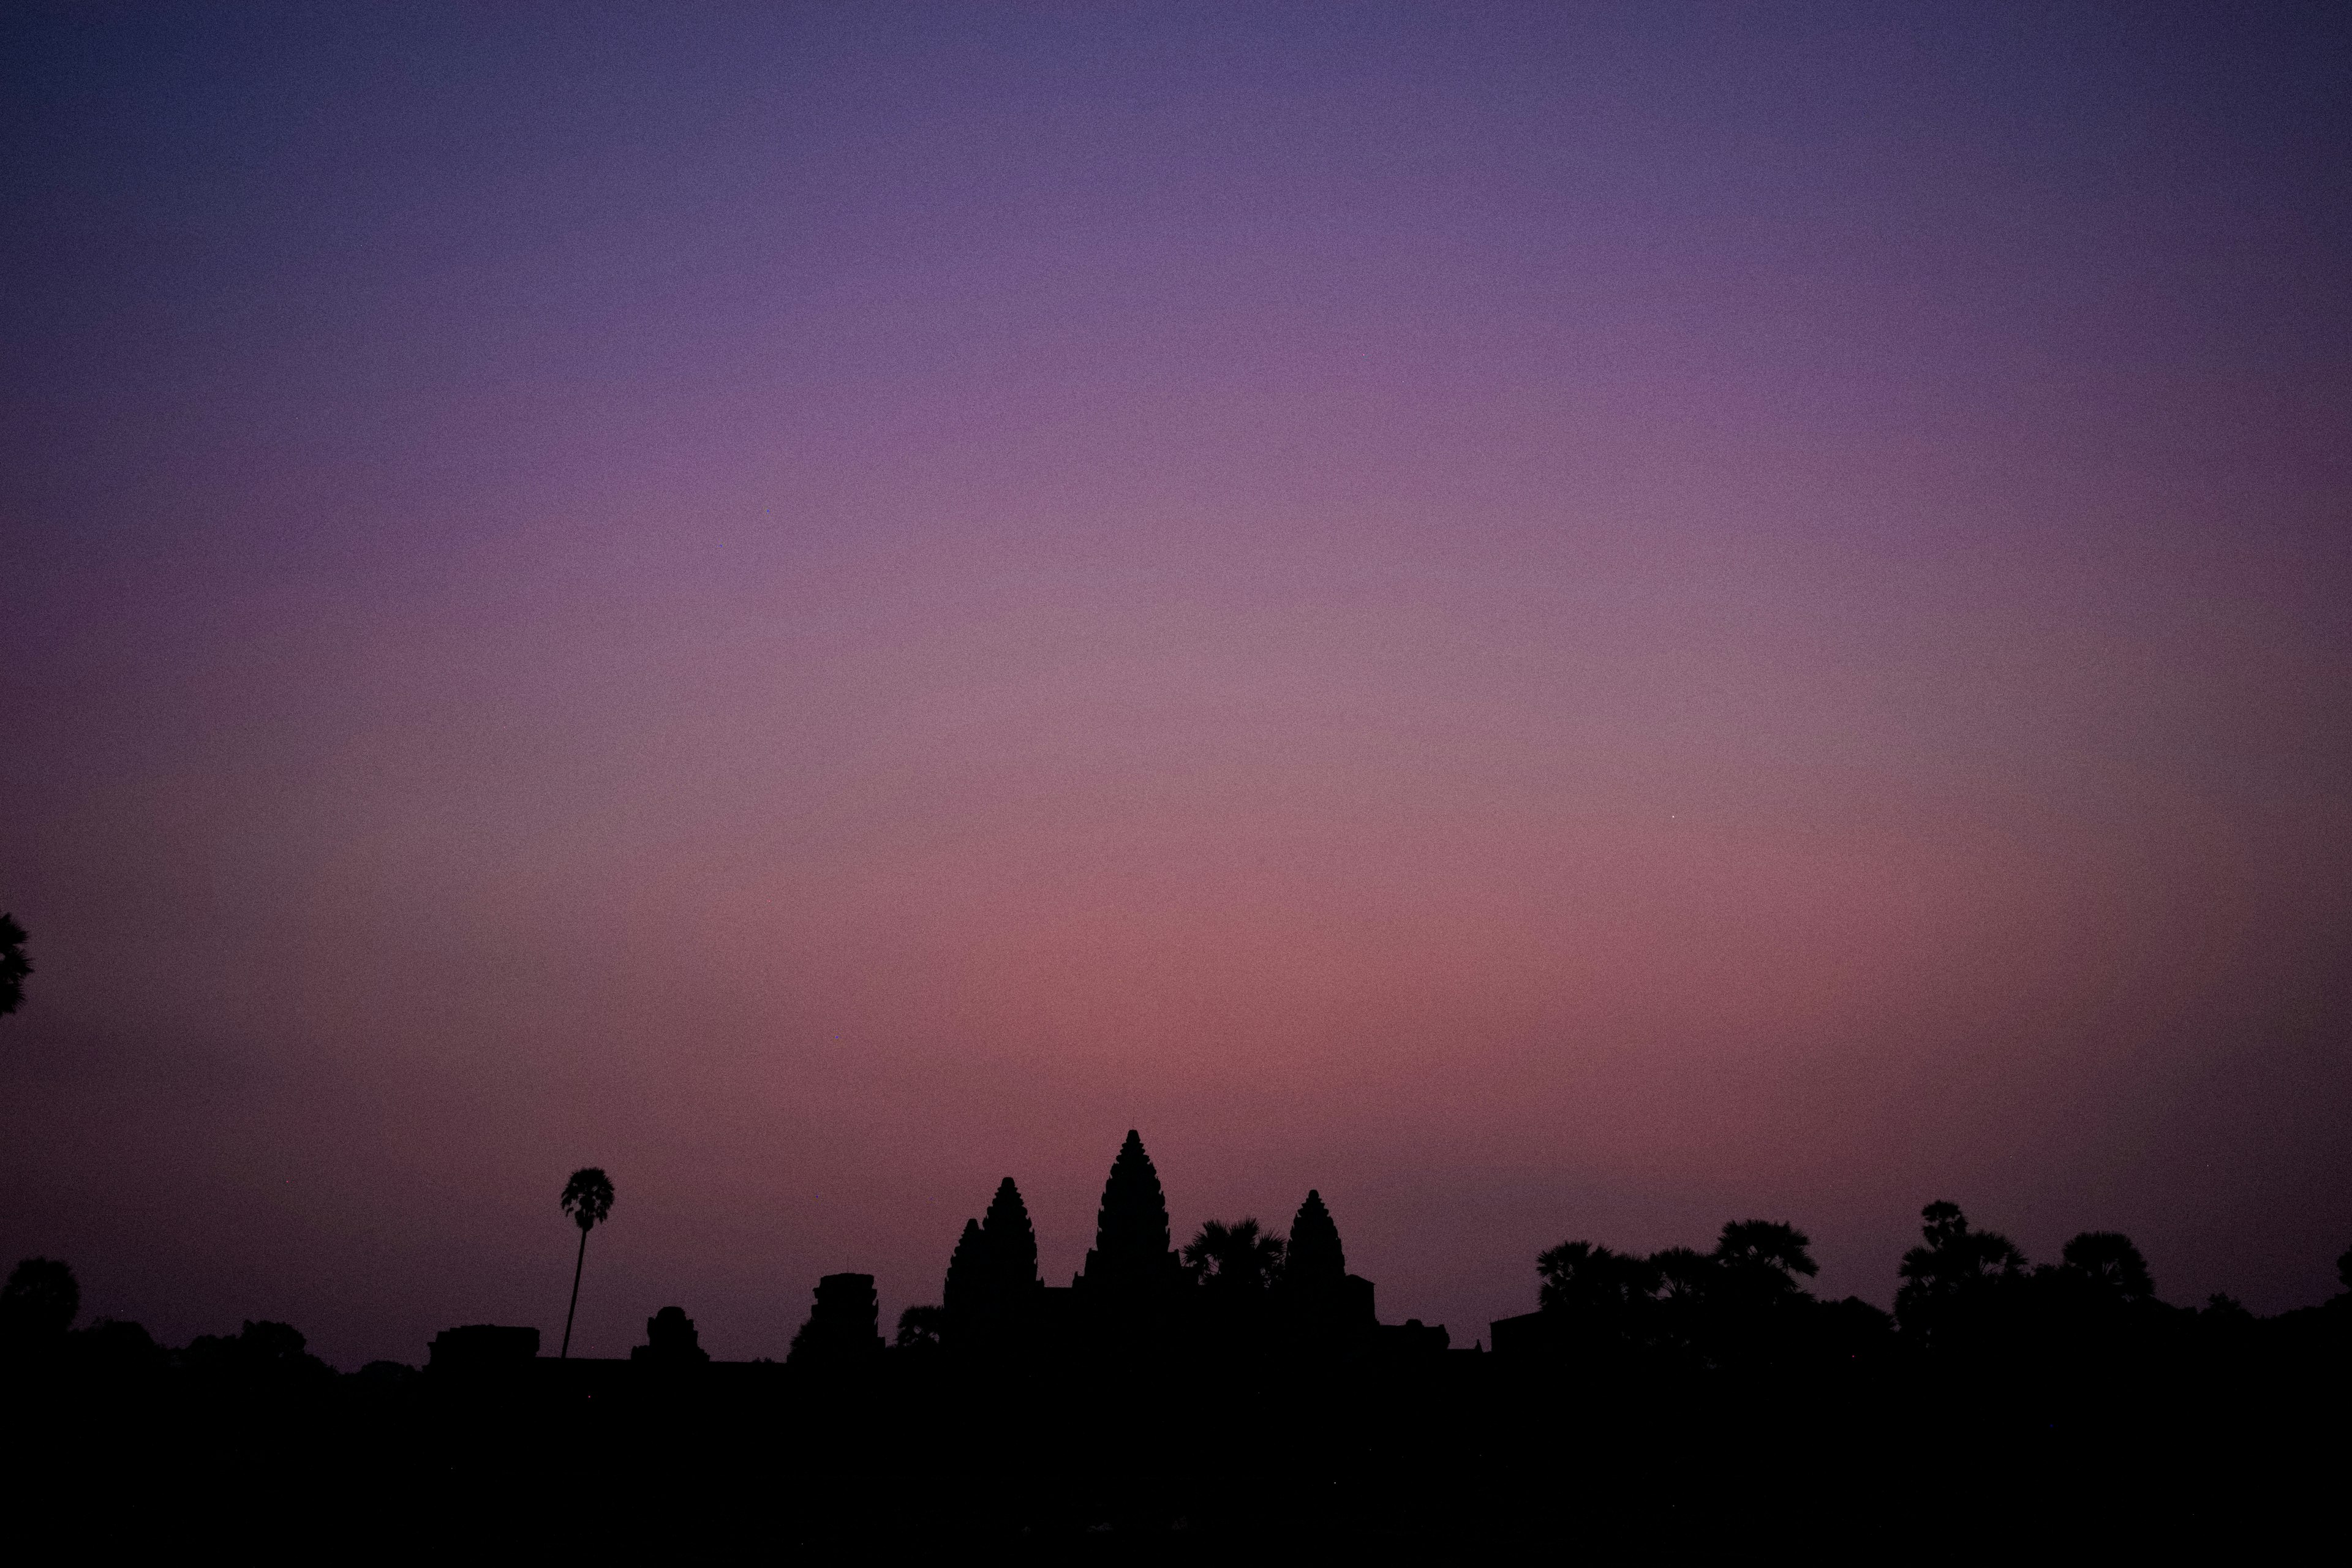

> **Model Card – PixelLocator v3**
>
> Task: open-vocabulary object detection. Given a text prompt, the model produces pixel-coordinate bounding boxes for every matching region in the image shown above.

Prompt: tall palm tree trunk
[560,1224,588,1359]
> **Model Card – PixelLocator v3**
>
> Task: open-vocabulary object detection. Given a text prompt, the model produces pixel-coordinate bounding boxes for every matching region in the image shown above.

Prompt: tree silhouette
[1536,1240,1660,1347]
[1894,1200,2027,1348]
[557,1166,615,1359]
[0,914,28,1017]
[77,1317,166,1380]
[1691,1221,1819,1368]
[1643,1245,1716,1362]
[1184,1218,1286,1295]
[2057,1232,2154,1303]
[895,1303,947,1349]
[1649,1246,1714,1302]
[1711,1219,1819,1303]
[2196,1289,2258,1357]
[0,1257,78,1343]
[1530,1241,1660,1366]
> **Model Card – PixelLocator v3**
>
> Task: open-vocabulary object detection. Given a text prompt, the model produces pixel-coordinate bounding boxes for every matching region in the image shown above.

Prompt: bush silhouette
[895,1303,946,1349]
[0,914,28,1017]
[74,1317,167,1381]
[181,1319,333,1386]
[1,1257,78,1345]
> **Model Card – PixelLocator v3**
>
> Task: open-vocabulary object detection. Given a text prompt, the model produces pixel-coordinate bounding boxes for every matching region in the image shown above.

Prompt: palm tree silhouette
[2057,1231,2154,1302]
[1183,1218,1286,1294]
[558,1167,615,1359]
[1711,1219,1819,1303]
[1895,1199,2027,1347]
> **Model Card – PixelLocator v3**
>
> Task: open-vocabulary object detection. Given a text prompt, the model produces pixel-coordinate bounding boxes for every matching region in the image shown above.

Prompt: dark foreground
[10,1317,2345,1561]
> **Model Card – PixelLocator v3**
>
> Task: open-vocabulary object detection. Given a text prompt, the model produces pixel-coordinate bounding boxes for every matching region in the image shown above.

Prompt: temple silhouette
[914,1130,1405,1365]
[6,1131,2346,1553]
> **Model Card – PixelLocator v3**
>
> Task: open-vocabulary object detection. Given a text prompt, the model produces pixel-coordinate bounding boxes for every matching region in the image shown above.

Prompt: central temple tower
[1078,1129,1185,1294]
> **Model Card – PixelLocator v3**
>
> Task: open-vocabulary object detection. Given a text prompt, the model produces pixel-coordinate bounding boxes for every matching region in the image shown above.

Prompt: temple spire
[943,1216,986,1319]
[1082,1129,1180,1289]
[982,1177,1041,1293]
[1287,1189,1346,1287]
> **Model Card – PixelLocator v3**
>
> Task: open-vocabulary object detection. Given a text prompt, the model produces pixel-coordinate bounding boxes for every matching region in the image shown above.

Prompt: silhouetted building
[1279,1189,1378,1343]
[982,1178,1043,1294]
[631,1305,710,1365]
[1374,1318,1452,1357]
[428,1324,540,1374]
[1487,1310,1553,1360]
[1288,1190,1345,1284]
[943,1177,1047,1347]
[1077,1130,1185,1297]
[786,1273,883,1368]
[919,1135,1431,1362]
[943,1218,987,1320]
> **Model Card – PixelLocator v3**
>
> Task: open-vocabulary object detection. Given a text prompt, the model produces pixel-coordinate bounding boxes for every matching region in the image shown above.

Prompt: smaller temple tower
[941,1177,1046,1345]
[786,1273,884,1368]
[1279,1189,1378,1342]
[630,1305,710,1365]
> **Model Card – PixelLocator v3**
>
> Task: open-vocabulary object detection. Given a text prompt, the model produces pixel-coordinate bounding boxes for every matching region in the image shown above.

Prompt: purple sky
[4,2,2348,1368]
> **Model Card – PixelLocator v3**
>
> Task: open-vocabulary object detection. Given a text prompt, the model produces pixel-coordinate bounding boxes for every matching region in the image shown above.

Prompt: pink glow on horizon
[2,4,2347,1366]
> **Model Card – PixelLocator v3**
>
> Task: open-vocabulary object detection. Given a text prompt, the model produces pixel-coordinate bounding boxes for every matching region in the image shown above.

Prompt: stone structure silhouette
[921,1134,1403,1360]
[941,1178,1046,1344]
[982,1177,1042,1295]
[943,1218,987,1321]
[786,1273,883,1368]
[426,1324,538,1375]
[1079,1129,1185,1295]
[1278,1189,1378,1343]
[631,1305,710,1365]
[1287,1190,1345,1284]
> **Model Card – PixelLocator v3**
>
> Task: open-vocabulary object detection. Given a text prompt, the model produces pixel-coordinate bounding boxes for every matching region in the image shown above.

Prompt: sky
[2,1,2347,1368]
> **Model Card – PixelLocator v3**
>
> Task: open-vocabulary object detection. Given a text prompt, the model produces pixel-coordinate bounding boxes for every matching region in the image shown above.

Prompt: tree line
[1502,1199,2352,1378]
